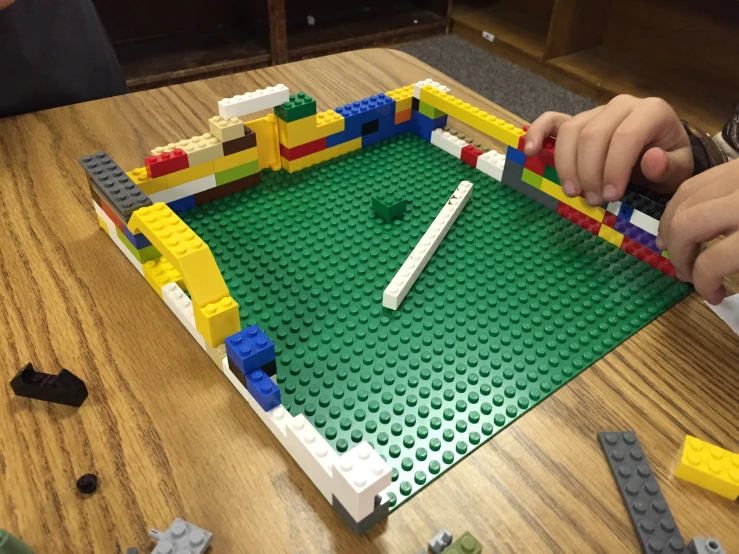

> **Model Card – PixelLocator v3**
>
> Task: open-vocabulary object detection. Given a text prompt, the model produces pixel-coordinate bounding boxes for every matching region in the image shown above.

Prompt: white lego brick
[285,414,338,502]
[383,181,473,310]
[332,441,392,521]
[606,201,622,215]
[476,150,506,182]
[93,202,143,275]
[430,129,465,158]
[413,78,450,99]
[629,209,660,236]
[161,282,206,349]
[149,174,216,204]
[218,84,290,119]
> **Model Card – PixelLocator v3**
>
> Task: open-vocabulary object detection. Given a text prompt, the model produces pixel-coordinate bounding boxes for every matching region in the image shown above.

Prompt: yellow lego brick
[419,86,525,147]
[281,138,361,173]
[177,133,225,166]
[598,225,624,248]
[127,167,168,195]
[213,147,258,173]
[164,161,215,188]
[193,296,240,347]
[245,114,281,171]
[540,178,606,221]
[142,257,185,297]
[127,203,229,308]
[277,109,345,148]
[675,436,739,500]
[96,214,108,232]
[208,116,245,142]
[386,86,414,113]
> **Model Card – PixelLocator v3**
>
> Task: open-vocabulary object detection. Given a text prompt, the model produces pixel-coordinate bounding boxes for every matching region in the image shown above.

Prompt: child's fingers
[693,231,739,305]
[640,146,694,192]
[553,112,596,197]
[524,112,572,156]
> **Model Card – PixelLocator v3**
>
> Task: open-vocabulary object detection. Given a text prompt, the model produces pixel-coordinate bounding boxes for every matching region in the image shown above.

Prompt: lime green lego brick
[115,227,160,263]
[0,528,35,554]
[274,92,317,123]
[521,168,543,189]
[445,532,482,554]
[418,101,446,120]
[215,160,259,186]
[180,133,690,513]
[543,165,559,185]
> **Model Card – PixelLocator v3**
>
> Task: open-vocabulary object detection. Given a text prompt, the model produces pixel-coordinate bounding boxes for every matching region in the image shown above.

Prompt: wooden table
[0,48,737,554]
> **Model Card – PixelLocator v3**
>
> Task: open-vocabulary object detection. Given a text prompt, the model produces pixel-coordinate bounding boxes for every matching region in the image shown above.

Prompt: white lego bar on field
[630,209,660,236]
[162,283,207,349]
[149,174,217,204]
[285,414,339,502]
[93,202,144,275]
[218,84,290,119]
[383,181,473,310]
[476,150,506,182]
[430,129,466,158]
[332,441,392,521]
[413,78,450,99]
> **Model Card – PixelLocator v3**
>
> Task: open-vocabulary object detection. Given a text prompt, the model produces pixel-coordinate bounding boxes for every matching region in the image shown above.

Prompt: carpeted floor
[397,35,597,123]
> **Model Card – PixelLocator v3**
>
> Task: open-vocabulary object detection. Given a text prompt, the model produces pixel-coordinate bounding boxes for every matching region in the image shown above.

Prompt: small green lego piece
[418,101,446,120]
[445,532,482,554]
[521,168,543,189]
[274,92,317,122]
[372,197,407,223]
[543,164,559,185]
[0,529,34,554]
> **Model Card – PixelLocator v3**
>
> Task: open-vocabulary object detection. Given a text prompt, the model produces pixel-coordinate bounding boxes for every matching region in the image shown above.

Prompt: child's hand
[657,158,739,304]
[524,95,694,206]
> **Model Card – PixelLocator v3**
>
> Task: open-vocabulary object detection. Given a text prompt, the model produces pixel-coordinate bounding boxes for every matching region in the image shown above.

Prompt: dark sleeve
[682,119,728,176]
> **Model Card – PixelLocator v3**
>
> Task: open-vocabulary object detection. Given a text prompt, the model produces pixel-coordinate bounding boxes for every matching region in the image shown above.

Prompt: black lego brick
[79,152,151,219]
[10,363,88,407]
[621,187,667,219]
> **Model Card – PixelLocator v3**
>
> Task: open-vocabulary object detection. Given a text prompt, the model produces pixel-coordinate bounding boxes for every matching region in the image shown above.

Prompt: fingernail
[655,236,664,250]
[585,192,601,206]
[603,185,617,201]
[562,180,578,196]
[524,140,533,153]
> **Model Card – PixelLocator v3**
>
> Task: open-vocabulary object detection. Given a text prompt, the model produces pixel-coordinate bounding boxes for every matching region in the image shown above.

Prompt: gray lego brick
[332,493,389,535]
[125,549,138,554]
[79,152,151,219]
[598,431,687,554]
[688,538,726,554]
[428,529,453,554]
[149,518,213,554]
[501,159,559,212]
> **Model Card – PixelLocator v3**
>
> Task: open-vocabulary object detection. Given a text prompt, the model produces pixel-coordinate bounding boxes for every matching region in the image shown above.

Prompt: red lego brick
[524,154,546,176]
[557,202,601,235]
[603,212,617,228]
[460,145,482,168]
[518,133,526,152]
[657,256,678,279]
[621,237,661,269]
[522,125,530,132]
[279,137,327,161]
[540,138,556,168]
[100,198,124,231]
[145,148,189,178]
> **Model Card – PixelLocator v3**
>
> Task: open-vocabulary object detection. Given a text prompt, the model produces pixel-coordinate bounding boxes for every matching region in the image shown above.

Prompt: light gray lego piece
[501,159,559,212]
[125,549,138,554]
[688,538,725,554]
[598,432,687,554]
[149,518,213,554]
[332,493,389,535]
[79,152,151,219]
[428,529,453,554]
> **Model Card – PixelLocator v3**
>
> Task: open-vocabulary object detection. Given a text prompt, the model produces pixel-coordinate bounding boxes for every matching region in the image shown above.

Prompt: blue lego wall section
[362,114,403,148]
[168,195,196,214]
[246,369,281,411]
[326,93,396,147]
[410,111,448,142]
[226,324,276,373]
[122,225,152,249]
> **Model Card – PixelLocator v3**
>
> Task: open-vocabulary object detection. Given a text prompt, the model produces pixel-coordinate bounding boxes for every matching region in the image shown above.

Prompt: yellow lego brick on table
[208,116,245,142]
[245,114,281,171]
[127,203,230,309]
[419,86,525,147]
[281,137,361,173]
[386,85,414,113]
[143,257,185,297]
[675,435,739,500]
[541,178,606,222]
[96,214,108,232]
[598,224,624,248]
[164,161,215,189]
[127,167,168,195]
[277,109,345,148]
[213,147,258,173]
[193,296,240,347]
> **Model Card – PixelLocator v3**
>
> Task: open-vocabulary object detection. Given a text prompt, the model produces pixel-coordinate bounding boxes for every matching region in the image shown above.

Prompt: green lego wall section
[181,133,691,511]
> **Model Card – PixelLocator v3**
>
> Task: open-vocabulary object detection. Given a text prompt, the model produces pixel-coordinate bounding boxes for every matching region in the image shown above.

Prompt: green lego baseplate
[181,133,690,510]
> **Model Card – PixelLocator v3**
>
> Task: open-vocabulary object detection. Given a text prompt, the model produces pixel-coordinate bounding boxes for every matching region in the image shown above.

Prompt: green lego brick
[181,133,690,513]
[418,101,446,120]
[372,197,407,223]
[521,168,543,189]
[215,160,259,186]
[274,92,317,123]
[115,227,160,263]
[543,165,559,185]
[0,529,34,554]
[445,532,482,554]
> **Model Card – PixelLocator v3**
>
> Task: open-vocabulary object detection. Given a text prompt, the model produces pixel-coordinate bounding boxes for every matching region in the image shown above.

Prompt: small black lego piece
[10,363,88,407]
[76,474,99,495]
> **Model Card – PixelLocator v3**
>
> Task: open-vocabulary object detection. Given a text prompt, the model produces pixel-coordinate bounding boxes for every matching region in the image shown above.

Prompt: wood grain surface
[0,48,737,554]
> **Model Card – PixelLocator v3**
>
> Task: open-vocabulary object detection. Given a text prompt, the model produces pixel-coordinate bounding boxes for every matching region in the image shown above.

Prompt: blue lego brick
[225,324,276,373]
[618,202,634,221]
[167,195,196,214]
[122,225,152,249]
[506,145,526,166]
[410,111,448,142]
[245,369,281,411]
[613,218,660,252]
[327,94,397,148]
[362,115,401,148]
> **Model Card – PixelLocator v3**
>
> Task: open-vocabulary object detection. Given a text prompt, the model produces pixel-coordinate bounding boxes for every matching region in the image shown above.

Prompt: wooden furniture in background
[452,0,739,133]
[0,48,737,554]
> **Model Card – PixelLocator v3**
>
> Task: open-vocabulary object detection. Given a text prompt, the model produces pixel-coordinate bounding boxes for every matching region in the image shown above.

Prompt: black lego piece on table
[76,474,99,494]
[10,363,88,407]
